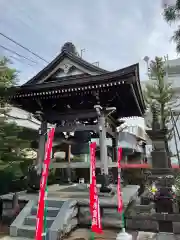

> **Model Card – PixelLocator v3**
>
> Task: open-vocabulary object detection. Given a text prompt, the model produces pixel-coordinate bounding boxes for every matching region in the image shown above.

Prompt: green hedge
[0,159,57,195]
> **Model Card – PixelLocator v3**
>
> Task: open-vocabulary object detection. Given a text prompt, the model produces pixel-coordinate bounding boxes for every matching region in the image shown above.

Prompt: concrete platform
[2,232,180,240]
[1,184,139,239]
[1,184,139,207]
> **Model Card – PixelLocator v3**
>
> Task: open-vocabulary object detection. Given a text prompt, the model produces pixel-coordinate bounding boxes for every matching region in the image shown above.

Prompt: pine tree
[144,57,177,167]
[163,0,180,53]
[0,57,29,167]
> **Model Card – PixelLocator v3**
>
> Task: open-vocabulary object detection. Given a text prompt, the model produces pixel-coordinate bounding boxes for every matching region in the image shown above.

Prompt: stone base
[100,186,112,193]
[99,174,112,193]
[147,168,174,187]
[151,151,169,168]
[126,219,159,232]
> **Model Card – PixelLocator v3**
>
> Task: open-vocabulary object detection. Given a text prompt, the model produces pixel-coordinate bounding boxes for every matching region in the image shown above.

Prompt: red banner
[117,147,123,213]
[89,142,102,234]
[117,175,123,213]
[117,147,122,169]
[35,127,55,240]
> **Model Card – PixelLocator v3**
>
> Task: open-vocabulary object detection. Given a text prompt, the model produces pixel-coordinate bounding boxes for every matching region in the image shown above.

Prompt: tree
[144,57,177,167]
[0,57,29,168]
[163,0,180,53]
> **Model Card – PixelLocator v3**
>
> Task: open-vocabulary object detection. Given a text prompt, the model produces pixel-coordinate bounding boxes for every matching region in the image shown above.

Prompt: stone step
[17,226,36,239]
[45,199,64,208]
[24,215,55,227]
[31,206,59,217]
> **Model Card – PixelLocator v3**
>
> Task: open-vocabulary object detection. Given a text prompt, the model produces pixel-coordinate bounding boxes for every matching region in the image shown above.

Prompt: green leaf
[0,57,30,167]
[143,56,177,130]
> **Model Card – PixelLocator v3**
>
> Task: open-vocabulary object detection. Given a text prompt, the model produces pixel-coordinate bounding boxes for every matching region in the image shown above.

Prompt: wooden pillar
[36,120,47,175]
[112,130,119,162]
[65,144,71,183]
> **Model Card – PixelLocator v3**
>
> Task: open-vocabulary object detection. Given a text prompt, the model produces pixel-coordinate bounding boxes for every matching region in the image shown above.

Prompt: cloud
[0,0,177,82]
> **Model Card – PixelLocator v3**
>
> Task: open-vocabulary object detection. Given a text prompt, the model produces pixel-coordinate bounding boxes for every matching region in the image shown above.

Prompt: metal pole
[173,121,180,166]
[171,111,180,143]
[171,111,180,166]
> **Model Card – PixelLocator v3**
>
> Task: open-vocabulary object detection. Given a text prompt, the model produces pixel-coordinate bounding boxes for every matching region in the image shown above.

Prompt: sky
[0,0,178,84]
[1,0,180,157]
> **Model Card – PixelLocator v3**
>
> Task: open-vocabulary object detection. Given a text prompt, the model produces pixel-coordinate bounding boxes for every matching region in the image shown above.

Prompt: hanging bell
[73,131,91,143]
[71,142,89,155]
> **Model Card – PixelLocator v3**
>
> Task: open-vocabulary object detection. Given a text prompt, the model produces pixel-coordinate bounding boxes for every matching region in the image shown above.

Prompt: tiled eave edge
[10,78,132,99]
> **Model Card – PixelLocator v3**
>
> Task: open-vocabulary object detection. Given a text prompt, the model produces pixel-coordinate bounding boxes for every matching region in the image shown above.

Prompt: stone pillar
[99,114,110,192]
[99,114,108,175]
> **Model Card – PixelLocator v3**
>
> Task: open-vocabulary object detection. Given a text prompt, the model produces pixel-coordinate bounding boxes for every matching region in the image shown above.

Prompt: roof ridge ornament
[61,42,79,56]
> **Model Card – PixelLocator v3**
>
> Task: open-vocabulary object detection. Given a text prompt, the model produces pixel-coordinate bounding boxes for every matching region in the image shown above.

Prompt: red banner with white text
[117,147,123,213]
[35,127,55,240]
[89,142,102,234]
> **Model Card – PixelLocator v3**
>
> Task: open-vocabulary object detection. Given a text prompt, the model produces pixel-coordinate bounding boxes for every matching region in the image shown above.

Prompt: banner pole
[89,142,102,238]
[43,184,48,239]
[90,231,95,240]
[116,147,132,240]
[89,142,94,240]
[35,127,55,240]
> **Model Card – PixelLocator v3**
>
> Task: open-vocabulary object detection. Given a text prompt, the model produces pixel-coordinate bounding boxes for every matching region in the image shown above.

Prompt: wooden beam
[56,124,99,133]
[106,127,115,138]
[44,109,98,122]
[107,116,118,128]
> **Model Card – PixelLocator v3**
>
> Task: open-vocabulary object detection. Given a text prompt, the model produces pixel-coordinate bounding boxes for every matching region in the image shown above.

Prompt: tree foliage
[0,57,29,165]
[144,57,176,129]
[163,0,180,53]
[144,57,177,166]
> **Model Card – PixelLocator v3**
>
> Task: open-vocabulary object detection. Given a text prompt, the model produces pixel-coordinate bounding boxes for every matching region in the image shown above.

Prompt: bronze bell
[73,131,91,143]
[71,131,91,155]
[71,142,90,155]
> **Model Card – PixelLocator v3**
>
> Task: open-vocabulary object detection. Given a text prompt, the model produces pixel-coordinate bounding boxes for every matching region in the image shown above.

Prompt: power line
[9,55,34,67]
[0,32,49,63]
[0,44,37,64]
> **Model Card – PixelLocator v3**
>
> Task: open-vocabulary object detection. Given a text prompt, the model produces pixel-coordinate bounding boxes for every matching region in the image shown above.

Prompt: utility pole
[143,56,150,77]
[80,49,85,58]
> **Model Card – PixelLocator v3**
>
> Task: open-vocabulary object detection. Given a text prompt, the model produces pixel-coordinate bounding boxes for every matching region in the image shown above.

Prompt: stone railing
[10,200,35,237]
[49,199,78,240]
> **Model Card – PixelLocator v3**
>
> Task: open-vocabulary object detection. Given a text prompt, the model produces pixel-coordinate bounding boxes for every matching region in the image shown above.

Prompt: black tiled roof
[20,63,138,90]
[23,49,108,86]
